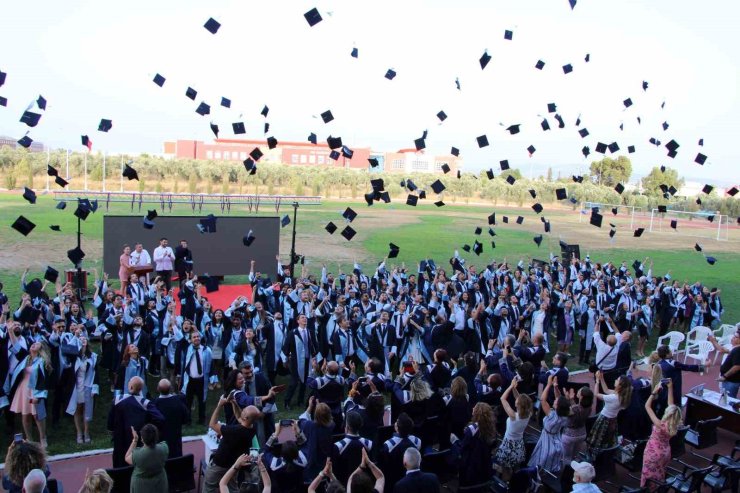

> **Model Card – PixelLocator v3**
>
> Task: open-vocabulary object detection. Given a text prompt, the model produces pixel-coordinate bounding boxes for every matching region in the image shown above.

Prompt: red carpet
[171,284,253,313]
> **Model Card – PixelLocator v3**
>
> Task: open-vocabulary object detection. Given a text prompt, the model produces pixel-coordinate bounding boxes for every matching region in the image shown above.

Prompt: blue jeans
[722,380,739,399]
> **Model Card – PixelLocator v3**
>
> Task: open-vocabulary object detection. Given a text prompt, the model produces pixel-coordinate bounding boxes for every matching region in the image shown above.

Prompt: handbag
[589,345,615,373]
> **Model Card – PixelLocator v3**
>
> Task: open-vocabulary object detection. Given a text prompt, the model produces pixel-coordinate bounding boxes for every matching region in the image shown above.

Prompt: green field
[0,192,738,455]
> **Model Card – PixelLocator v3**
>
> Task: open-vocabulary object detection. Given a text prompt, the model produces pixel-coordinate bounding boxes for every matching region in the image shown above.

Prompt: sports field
[0,191,738,455]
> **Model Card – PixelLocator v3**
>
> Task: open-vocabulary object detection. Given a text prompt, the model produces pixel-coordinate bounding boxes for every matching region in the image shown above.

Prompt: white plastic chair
[712,324,738,364]
[683,326,712,362]
[683,340,713,366]
[657,331,685,356]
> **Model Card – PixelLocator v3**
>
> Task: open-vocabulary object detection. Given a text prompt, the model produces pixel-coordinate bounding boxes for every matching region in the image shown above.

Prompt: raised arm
[645,383,662,427]
[540,375,554,415]
[500,378,518,419]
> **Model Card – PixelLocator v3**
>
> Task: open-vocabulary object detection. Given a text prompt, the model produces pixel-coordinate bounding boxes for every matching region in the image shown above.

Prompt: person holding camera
[219,454,272,493]
[263,421,308,493]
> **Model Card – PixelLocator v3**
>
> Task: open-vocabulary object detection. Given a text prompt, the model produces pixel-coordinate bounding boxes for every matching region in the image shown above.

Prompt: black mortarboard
[535,59,545,70]
[612,207,618,215]
[437,110,447,122]
[11,215,35,236]
[98,119,112,132]
[707,215,715,223]
[582,146,590,158]
[532,203,543,214]
[527,145,536,155]
[123,163,139,181]
[56,201,66,210]
[614,183,625,194]
[477,135,489,148]
[620,122,624,131]
[199,214,217,233]
[434,201,445,207]
[370,178,384,191]
[430,179,445,194]
[406,194,418,206]
[623,98,633,108]
[388,243,400,259]
[364,192,374,206]
[585,53,590,62]
[528,189,537,199]
[195,102,210,116]
[541,119,551,131]
[441,163,450,174]
[506,175,516,186]
[660,165,666,172]
[67,246,85,265]
[204,17,221,34]
[385,69,397,80]
[546,103,557,113]
[368,158,379,168]
[473,241,483,256]
[486,169,494,180]
[414,138,426,151]
[665,139,679,152]
[506,124,521,135]
[556,188,567,200]
[695,153,707,165]
[728,187,739,197]
[22,187,36,204]
[658,205,667,213]
[533,235,543,247]
[609,229,616,239]
[185,87,197,100]
[304,7,323,26]
[18,136,33,148]
[250,147,263,161]
[451,146,460,157]
[281,214,291,228]
[670,219,677,230]
[608,142,620,153]
[307,132,317,144]
[243,158,255,172]
[698,138,704,146]
[578,128,589,138]
[461,244,471,253]
[480,50,491,70]
[488,228,496,236]
[544,221,551,233]
[325,221,338,235]
[20,111,41,127]
[502,216,509,224]
[702,184,713,194]
[0,70,5,86]
[327,135,342,149]
[145,209,157,221]
[573,175,583,184]
[242,229,256,246]
[37,95,47,110]
[504,29,513,40]
[266,136,278,150]
[516,216,524,225]
[54,176,68,188]
[694,243,703,252]
[321,110,334,123]
[559,240,569,249]
[405,179,417,191]
[44,266,59,283]
[474,227,482,235]
[554,114,565,128]
[262,121,269,134]
[590,212,603,228]
[351,47,358,58]
[329,150,340,160]
[217,97,230,109]
[488,213,496,225]
[47,164,58,177]
[562,64,573,74]
[500,160,510,171]
[142,217,154,229]
[628,145,635,153]
[49,225,60,231]
[696,198,703,205]
[662,121,669,131]
[342,207,357,223]
[231,122,246,134]
[153,73,165,87]
[0,96,6,107]
[703,255,716,266]
[258,105,269,118]
[341,225,356,241]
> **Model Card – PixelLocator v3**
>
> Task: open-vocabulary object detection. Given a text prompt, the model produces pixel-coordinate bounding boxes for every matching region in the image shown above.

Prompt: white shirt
[600,393,622,418]
[130,249,152,266]
[593,333,618,370]
[189,346,204,378]
[153,246,174,271]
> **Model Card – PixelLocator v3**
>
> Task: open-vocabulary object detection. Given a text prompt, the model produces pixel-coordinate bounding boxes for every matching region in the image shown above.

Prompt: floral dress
[641,421,671,488]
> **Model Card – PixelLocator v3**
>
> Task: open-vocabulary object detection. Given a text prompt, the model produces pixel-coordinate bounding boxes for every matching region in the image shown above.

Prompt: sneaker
[76,435,83,444]
[84,435,92,444]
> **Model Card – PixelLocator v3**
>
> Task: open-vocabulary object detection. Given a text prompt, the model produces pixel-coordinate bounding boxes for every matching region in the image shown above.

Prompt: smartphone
[272,384,287,393]
[14,433,23,444]
[280,419,294,427]
[660,378,670,385]
[402,361,414,373]
[249,448,259,459]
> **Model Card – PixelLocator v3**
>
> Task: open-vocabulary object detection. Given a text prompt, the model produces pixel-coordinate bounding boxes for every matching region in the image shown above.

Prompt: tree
[590,156,632,186]
[641,166,685,197]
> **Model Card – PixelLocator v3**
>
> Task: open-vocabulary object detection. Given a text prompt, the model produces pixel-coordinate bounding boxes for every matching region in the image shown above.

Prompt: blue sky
[1,0,738,184]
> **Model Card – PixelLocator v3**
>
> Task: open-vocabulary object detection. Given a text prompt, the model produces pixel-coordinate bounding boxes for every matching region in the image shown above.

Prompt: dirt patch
[0,237,104,272]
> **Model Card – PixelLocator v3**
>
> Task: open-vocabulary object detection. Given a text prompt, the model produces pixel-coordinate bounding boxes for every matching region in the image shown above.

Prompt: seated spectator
[570,460,602,493]
[709,331,740,398]
[77,469,113,493]
[347,448,384,493]
[393,447,441,493]
[307,458,342,493]
[2,441,49,493]
[444,377,472,441]
[378,413,421,489]
[21,470,45,493]
[451,402,497,486]
[331,411,373,486]
[587,372,632,451]
[641,380,681,488]
[299,397,335,482]
[528,375,570,472]
[125,424,169,493]
[562,386,594,463]
[495,378,532,479]
[390,374,433,425]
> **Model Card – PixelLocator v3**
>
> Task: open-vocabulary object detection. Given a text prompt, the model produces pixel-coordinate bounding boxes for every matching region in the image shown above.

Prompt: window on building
[206,151,213,159]
[412,160,429,171]
[291,154,299,164]
[300,154,308,164]
[435,161,448,172]
[309,155,316,164]
[392,159,404,169]
[224,151,230,160]
[215,151,222,159]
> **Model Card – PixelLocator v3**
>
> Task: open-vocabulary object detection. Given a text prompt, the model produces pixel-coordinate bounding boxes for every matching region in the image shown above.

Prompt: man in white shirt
[152,238,175,291]
[593,317,620,387]
[129,243,152,285]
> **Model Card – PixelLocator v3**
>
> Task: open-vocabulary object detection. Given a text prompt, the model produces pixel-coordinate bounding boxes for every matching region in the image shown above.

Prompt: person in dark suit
[331,411,373,486]
[282,314,317,410]
[152,379,190,458]
[393,447,441,493]
[657,345,705,404]
[615,330,633,376]
[173,240,193,285]
[107,376,165,467]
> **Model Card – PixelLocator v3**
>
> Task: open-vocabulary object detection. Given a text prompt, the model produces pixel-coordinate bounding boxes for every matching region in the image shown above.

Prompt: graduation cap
[195,102,210,116]
[11,215,35,236]
[439,163,451,174]
[623,98,633,108]
[516,216,524,225]
[122,163,139,181]
[544,221,551,233]
[670,219,678,230]
[81,135,92,150]
[609,229,616,239]
[474,227,482,235]
[267,137,278,150]
[450,146,460,157]
[242,229,256,247]
[306,132,317,145]
[341,225,356,241]
[430,179,446,194]
[590,212,603,228]
[17,136,33,148]
[541,119,551,131]
[54,176,68,188]
[608,142,620,153]
[506,124,521,135]
[368,158,379,168]
[342,207,357,222]
[701,184,713,194]
[388,243,400,258]
[364,192,374,206]
[263,122,270,133]
[665,139,680,153]
[414,137,426,151]
[56,201,66,210]
[43,266,59,283]
[578,128,589,138]
[584,53,590,62]
[22,187,36,204]
[329,150,340,160]
[146,209,158,221]
[527,145,536,156]
[479,50,491,70]
[694,243,703,252]
[595,142,607,154]
[321,110,334,123]
[488,213,496,225]
[473,241,483,256]
[324,222,338,235]
[462,244,471,253]
[658,205,667,213]
[628,145,635,153]
[351,47,358,58]
[554,114,565,128]
[203,17,221,34]
[280,214,291,228]
[35,96,46,111]
[535,59,546,70]
[562,64,573,74]
[728,187,739,197]
[406,194,418,206]
[532,203,543,214]
[437,110,447,122]
[304,7,323,26]
[185,87,197,100]
[614,183,625,194]
[486,169,494,180]
[199,214,218,233]
[200,275,220,293]
[572,175,583,183]
[0,96,6,107]
[153,73,165,87]
[502,215,509,224]
[695,153,707,165]
[49,225,60,231]
[385,69,397,80]
[327,135,342,149]
[67,246,85,265]
[581,146,590,158]
[487,227,496,237]
[499,160,510,171]
[370,178,385,192]
[477,135,489,148]
[707,215,715,223]
[533,235,543,247]
[250,147,263,161]
[230,122,245,135]
[547,103,557,113]
[555,188,567,200]
[611,207,619,215]
[528,189,537,199]
[662,121,670,131]
[46,164,58,177]
[98,119,112,132]
[216,97,230,109]
[506,175,516,186]
[504,29,513,40]
[20,111,41,127]
[434,200,445,207]
[0,70,6,87]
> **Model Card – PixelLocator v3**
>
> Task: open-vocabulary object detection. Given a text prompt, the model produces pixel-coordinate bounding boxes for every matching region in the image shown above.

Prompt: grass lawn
[0,192,738,455]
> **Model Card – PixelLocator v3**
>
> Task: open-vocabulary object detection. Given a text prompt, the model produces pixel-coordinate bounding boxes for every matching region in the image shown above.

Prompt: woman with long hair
[222,369,246,425]
[300,397,335,482]
[2,440,48,493]
[561,386,594,463]
[118,245,133,295]
[528,375,571,472]
[115,344,148,397]
[495,378,533,479]
[77,469,114,493]
[587,372,633,451]
[451,402,497,486]
[442,376,472,449]
[66,336,99,444]
[641,380,682,489]
[5,341,51,447]
[126,424,168,493]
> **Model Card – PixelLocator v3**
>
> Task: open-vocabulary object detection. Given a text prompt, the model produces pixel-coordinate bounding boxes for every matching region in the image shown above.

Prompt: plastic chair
[684,341,713,365]
[683,326,712,362]
[685,416,722,450]
[615,439,648,472]
[657,331,685,356]
[661,464,714,493]
[104,466,134,493]
[712,324,736,364]
[165,453,196,492]
[670,425,690,459]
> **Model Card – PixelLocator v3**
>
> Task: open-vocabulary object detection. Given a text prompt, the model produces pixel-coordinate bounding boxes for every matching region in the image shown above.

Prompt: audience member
[528,375,569,472]
[587,372,632,451]
[451,402,497,486]
[218,454,272,493]
[393,447,440,493]
[2,441,48,493]
[152,378,190,458]
[495,378,532,478]
[77,469,113,493]
[641,381,681,488]
[125,424,168,493]
[570,460,602,493]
